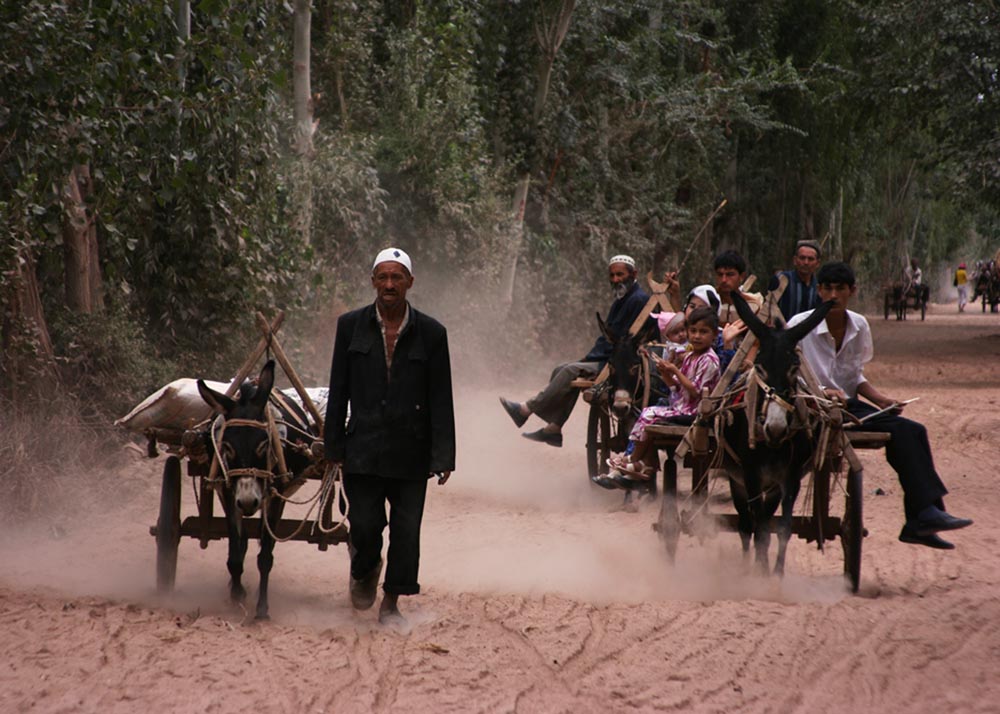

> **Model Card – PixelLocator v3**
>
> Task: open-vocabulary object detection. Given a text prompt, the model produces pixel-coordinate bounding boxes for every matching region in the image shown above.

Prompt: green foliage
[3,0,998,408]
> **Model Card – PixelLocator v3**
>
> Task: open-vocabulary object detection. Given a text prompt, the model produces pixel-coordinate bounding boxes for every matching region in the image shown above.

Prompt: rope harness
[204,406,348,543]
[676,363,850,518]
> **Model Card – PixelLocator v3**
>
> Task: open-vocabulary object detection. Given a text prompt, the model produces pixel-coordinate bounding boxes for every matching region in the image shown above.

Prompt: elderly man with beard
[325,248,455,627]
[499,255,650,447]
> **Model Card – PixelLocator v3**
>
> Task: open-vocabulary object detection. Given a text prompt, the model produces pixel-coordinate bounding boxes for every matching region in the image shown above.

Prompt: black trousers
[846,399,947,521]
[343,473,428,596]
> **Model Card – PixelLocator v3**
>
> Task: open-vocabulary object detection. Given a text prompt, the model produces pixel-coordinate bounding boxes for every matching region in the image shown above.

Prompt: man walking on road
[325,248,455,627]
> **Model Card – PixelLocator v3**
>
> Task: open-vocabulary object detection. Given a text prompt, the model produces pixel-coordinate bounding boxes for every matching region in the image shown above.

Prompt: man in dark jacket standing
[499,255,649,447]
[771,239,822,320]
[325,248,455,626]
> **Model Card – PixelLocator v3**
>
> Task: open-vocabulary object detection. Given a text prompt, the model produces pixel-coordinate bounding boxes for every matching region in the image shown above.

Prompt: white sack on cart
[116,380,331,433]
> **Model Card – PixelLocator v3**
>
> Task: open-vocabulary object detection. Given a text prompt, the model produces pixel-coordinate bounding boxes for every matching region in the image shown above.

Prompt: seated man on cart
[788,262,973,549]
[499,255,651,447]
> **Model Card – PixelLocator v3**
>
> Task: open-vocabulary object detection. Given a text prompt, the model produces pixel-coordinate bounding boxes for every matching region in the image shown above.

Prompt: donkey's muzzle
[612,389,632,418]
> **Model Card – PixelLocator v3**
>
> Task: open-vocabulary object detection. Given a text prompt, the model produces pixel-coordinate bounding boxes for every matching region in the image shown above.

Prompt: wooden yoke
[254,312,325,434]
[226,311,285,398]
[592,272,678,388]
[627,272,679,337]
[676,274,788,460]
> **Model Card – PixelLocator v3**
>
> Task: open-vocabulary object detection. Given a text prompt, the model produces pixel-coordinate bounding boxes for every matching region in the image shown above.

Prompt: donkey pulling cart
[576,274,889,593]
[124,311,347,614]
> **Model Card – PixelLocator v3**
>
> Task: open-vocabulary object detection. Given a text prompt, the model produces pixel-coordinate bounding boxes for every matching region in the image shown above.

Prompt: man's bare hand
[823,388,848,404]
[435,471,452,485]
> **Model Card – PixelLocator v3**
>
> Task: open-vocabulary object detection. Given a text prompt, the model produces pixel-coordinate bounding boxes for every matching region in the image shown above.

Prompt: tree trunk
[62,163,103,313]
[293,0,314,247]
[500,0,576,304]
[1,249,57,400]
[174,0,190,161]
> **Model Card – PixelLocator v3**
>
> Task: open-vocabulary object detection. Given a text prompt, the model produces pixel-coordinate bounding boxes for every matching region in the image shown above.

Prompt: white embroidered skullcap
[608,254,636,269]
[372,247,412,275]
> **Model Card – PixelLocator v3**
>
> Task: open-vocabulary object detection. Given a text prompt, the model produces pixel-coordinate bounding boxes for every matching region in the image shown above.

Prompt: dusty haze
[2,302,999,713]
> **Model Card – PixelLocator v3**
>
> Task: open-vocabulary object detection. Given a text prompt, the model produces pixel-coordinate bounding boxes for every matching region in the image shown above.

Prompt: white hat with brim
[372,247,412,275]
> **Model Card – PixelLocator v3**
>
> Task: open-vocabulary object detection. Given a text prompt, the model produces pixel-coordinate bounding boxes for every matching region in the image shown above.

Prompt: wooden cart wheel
[586,401,611,481]
[840,467,864,593]
[657,452,680,561]
[640,353,653,410]
[156,456,182,592]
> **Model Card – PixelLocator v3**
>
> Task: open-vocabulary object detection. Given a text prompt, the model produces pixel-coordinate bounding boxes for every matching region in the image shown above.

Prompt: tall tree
[294,0,315,247]
[499,0,575,304]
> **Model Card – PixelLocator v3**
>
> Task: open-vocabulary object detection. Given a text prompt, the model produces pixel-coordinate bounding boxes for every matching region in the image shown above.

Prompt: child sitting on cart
[594,306,721,489]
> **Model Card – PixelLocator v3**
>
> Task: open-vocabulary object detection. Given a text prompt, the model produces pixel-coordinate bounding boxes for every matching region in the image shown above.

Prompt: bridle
[208,409,291,487]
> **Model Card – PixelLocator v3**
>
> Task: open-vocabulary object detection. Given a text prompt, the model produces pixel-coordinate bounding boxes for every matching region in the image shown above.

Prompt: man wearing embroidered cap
[325,247,455,627]
[499,254,649,446]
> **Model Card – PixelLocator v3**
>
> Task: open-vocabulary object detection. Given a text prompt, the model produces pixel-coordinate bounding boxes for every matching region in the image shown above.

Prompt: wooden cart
[645,424,886,593]
[144,311,348,592]
[883,283,929,321]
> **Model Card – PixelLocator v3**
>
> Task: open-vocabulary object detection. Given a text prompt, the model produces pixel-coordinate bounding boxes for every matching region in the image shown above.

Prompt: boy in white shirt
[788,262,972,549]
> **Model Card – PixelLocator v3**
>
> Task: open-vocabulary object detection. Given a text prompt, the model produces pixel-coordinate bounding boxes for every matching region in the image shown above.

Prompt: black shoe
[349,558,382,610]
[913,506,973,536]
[899,526,955,550]
[522,428,562,447]
[499,397,529,428]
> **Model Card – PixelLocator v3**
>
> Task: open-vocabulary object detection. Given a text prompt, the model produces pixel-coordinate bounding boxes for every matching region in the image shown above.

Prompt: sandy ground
[2,302,1000,713]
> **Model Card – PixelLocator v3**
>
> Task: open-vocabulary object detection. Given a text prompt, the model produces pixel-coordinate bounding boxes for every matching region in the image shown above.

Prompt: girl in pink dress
[600,307,720,486]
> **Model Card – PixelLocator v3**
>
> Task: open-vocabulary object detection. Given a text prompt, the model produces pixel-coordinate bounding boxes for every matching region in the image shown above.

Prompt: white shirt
[787,308,873,399]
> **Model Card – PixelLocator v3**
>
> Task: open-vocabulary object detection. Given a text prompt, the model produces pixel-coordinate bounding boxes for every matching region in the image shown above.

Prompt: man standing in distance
[499,255,649,446]
[325,248,455,626]
[772,239,822,320]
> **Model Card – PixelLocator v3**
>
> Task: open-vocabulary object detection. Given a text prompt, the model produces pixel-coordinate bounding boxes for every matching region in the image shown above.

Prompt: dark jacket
[582,281,650,364]
[773,270,819,320]
[324,302,456,479]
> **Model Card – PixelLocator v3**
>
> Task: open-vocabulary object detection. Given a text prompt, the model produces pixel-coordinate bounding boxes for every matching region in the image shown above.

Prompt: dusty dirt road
[2,303,999,713]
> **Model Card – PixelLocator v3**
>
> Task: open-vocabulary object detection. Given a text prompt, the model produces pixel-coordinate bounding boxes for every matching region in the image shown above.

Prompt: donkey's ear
[634,316,660,345]
[596,312,614,343]
[785,300,834,344]
[252,360,276,407]
[731,291,768,340]
[198,379,235,415]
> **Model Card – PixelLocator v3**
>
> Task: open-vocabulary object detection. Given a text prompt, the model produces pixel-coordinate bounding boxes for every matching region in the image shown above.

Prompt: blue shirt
[775,270,819,319]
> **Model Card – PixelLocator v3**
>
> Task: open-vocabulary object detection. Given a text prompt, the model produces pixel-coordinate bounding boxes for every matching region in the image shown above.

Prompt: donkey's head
[598,312,660,418]
[197,360,277,517]
[732,292,832,446]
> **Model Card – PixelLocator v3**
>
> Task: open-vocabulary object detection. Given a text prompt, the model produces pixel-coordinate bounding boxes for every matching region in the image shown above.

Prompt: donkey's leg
[774,477,802,577]
[223,490,248,603]
[255,497,286,620]
[751,473,780,575]
[728,477,752,556]
[752,504,774,576]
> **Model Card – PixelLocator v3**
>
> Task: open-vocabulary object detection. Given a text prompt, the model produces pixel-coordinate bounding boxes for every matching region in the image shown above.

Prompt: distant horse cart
[972,260,1000,313]
[117,311,347,619]
[883,281,929,321]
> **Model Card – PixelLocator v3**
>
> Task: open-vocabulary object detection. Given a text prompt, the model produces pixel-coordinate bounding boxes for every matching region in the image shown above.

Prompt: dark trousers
[526,360,601,426]
[847,399,947,521]
[343,474,428,596]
